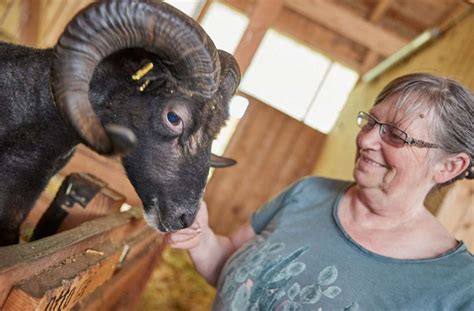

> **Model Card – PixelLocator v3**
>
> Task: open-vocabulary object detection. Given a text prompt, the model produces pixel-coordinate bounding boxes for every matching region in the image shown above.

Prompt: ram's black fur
[0,2,240,246]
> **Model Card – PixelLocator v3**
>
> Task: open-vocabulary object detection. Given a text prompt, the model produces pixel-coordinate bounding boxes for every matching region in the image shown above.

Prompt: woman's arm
[166,201,256,286]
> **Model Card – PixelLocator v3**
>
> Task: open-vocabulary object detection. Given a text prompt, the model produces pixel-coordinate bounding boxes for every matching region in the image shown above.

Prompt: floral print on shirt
[218,237,357,310]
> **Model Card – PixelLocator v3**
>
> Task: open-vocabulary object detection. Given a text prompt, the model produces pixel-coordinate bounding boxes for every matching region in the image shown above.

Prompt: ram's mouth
[143,206,171,232]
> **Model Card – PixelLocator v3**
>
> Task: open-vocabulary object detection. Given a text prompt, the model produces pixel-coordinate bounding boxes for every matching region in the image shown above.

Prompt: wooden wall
[205,94,326,235]
[0,0,94,48]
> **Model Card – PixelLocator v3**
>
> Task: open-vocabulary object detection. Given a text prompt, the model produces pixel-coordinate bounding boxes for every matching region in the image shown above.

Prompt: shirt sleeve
[250,177,308,234]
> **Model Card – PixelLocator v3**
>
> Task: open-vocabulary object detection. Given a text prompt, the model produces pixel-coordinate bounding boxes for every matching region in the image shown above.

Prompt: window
[303,63,358,133]
[211,95,249,156]
[199,2,248,54]
[163,0,204,18]
[240,30,358,133]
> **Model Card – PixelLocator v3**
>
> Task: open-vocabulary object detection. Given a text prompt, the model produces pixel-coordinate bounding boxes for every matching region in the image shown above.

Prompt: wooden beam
[284,0,408,57]
[20,0,40,47]
[233,0,284,74]
[196,0,213,23]
[39,0,93,47]
[274,6,363,71]
[361,0,393,73]
[369,0,392,22]
[222,0,363,71]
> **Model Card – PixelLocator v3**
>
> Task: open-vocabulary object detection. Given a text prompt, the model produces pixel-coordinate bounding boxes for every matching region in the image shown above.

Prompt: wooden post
[233,0,284,75]
[196,0,213,23]
[20,0,40,47]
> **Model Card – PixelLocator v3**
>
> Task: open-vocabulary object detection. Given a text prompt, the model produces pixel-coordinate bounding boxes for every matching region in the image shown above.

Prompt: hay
[138,246,216,310]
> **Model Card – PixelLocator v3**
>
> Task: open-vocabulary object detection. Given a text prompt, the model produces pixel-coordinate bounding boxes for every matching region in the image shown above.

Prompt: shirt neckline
[331,181,466,264]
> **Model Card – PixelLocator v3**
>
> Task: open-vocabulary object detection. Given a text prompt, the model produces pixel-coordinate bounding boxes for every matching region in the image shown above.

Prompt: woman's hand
[166,201,209,250]
[165,200,256,285]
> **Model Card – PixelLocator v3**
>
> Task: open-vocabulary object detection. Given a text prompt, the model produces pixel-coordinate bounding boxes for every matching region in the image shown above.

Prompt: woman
[167,73,474,310]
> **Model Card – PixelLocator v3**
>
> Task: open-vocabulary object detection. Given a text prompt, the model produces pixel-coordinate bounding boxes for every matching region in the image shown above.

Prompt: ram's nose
[179,212,195,228]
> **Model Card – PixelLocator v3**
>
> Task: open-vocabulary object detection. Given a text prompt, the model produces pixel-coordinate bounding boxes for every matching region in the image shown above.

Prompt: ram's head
[51,0,240,232]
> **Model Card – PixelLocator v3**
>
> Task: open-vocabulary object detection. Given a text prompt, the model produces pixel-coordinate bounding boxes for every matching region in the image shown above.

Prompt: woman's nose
[357,125,382,149]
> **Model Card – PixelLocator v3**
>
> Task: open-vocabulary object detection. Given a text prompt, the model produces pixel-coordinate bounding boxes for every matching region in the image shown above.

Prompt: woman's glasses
[356,111,440,149]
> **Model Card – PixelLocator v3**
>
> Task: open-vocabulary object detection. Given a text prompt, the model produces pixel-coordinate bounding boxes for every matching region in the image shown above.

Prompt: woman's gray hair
[374,73,474,184]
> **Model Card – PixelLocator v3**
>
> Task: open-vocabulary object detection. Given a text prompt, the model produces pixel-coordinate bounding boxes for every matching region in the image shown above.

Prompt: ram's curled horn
[209,50,241,168]
[51,0,220,155]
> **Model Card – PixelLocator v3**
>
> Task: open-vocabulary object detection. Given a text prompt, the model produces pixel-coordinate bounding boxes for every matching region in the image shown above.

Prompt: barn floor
[138,246,216,310]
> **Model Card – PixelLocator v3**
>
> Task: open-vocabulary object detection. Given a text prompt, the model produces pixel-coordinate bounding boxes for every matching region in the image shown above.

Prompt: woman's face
[353,100,437,197]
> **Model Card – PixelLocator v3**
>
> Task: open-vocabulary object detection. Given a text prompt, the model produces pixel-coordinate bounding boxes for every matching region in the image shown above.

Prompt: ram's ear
[210,154,236,168]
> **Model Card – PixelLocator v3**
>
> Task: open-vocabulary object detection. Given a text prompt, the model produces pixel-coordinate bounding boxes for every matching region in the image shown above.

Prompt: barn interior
[0,0,472,310]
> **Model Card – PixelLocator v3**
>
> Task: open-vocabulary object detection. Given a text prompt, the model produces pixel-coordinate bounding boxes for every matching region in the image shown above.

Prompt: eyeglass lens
[357,113,406,147]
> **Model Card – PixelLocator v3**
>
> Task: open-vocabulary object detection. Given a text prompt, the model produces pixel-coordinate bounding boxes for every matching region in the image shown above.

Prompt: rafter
[284,0,408,57]
[221,0,364,72]
[361,0,393,73]
[233,0,284,74]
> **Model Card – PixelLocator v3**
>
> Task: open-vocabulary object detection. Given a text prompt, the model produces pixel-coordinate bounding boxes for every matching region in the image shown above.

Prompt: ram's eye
[167,112,181,125]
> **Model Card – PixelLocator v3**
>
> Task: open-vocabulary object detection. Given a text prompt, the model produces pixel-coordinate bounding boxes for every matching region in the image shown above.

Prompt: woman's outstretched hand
[166,201,210,250]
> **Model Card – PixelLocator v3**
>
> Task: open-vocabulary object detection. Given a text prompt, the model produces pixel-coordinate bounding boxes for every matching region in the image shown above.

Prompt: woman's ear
[434,153,471,184]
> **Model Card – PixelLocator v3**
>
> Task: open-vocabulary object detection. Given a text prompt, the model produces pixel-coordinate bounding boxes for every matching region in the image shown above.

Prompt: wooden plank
[368,0,392,22]
[60,145,141,207]
[57,175,126,233]
[284,0,409,57]
[242,113,303,221]
[270,123,325,195]
[76,228,162,310]
[233,0,284,74]
[206,98,284,234]
[221,0,363,71]
[205,94,326,235]
[196,0,213,23]
[3,241,121,311]
[20,0,40,47]
[38,0,94,48]
[4,226,160,311]
[360,0,393,73]
[0,208,145,307]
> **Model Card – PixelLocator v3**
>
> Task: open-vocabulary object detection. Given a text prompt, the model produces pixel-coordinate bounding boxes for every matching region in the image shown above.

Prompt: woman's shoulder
[291,175,352,194]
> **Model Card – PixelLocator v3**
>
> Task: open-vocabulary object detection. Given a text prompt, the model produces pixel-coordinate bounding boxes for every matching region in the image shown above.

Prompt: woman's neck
[338,185,458,259]
[347,185,427,230]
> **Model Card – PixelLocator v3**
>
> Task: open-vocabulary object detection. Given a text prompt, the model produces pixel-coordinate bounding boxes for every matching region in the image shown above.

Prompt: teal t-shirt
[213,177,474,310]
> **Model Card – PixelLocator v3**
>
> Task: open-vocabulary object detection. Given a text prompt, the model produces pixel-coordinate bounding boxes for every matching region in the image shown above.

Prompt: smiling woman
[167,72,474,310]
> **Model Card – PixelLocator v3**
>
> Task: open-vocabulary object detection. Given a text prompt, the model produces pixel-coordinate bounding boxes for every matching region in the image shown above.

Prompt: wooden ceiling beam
[361,0,393,73]
[220,0,363,72]
[369,0,392,22]
[284,0,408,57]
[196,0,213,23]
[20,0,40,47]
[273,9,363,70]
[233,0,284,75]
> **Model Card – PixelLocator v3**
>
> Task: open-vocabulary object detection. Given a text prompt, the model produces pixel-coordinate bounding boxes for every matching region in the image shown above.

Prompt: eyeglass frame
[356,111,440,149]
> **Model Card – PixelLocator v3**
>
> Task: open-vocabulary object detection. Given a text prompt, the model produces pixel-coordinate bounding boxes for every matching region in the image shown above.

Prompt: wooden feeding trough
[0,173,163,310]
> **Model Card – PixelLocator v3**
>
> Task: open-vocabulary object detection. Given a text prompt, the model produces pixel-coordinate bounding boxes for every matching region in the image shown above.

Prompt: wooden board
[205,94,326,235]
[3,226,161,310]
[3,241,121,311]
[76,228,163,311]
[59,146,141,207]
[0,208,145,307]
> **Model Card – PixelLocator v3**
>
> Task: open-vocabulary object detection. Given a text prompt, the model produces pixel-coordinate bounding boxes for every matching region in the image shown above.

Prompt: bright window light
[240,29,332,120]
[200,3,248,54]
[303,63,358,133]
[211,95,249,156]
[164,0,204,18]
